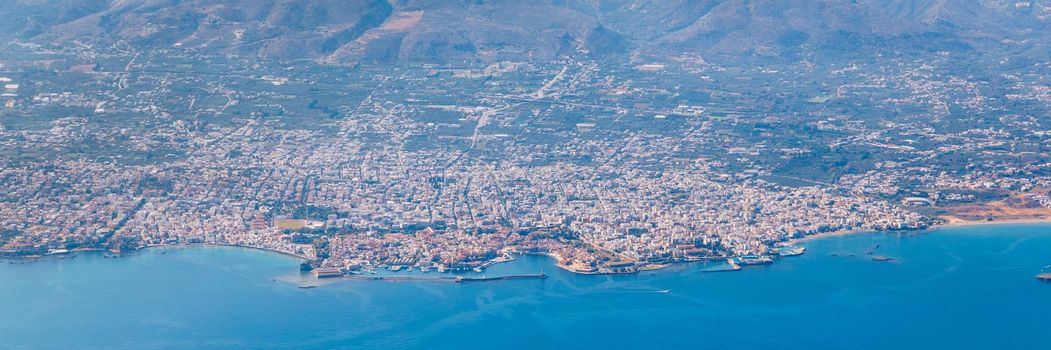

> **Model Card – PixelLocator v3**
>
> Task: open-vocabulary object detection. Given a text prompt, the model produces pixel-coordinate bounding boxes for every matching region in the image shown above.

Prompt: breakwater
[338,273,548,283]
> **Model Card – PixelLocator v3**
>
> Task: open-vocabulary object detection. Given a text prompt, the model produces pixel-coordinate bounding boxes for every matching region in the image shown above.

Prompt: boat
[1039,265,1051,282]
[654,289,671,294]
[866,244,881,255]
[738,256,774,265]
[778,246,806,257]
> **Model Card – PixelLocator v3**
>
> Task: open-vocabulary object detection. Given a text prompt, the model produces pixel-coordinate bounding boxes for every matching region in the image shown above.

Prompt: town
[1,41,1048,275]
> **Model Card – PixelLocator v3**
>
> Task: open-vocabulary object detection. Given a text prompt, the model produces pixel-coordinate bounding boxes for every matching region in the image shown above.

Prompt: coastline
[139,243,310,261]
[326,217,1051,279]
[789,216,1051,245]
[788,228,870,244]
[2,243,310,263]
[8,217,1050,277]
[933,215,1051,229]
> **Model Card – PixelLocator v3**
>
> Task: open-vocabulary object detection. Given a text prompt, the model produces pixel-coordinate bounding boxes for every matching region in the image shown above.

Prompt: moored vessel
[778,246,806,257]
[738,256,774,265]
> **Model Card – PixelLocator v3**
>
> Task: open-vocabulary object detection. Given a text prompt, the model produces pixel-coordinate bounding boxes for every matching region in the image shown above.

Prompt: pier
[455,273,548,282]
[314,268,343,278]
[342,275,456,282]
[702,258,741,273]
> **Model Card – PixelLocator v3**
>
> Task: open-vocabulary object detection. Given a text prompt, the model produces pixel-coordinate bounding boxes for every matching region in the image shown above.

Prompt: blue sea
[2,224,1050,349]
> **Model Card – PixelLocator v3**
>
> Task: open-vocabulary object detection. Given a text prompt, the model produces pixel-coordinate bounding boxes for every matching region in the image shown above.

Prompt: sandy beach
[789,216,1051,245]
[934,215,1051,228]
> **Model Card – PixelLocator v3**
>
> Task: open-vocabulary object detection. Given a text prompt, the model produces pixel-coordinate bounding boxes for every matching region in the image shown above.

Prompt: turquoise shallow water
[2,224,1050,349]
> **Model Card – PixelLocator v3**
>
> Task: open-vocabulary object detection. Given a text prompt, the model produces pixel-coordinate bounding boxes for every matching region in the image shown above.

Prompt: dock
[314,268,343,278]
[455,273,547,282]
[342,275,456,282]
[702,258,741,273]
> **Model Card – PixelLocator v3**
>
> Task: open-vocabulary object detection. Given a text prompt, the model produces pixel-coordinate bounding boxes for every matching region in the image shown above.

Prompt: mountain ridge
[2,0,1048,63]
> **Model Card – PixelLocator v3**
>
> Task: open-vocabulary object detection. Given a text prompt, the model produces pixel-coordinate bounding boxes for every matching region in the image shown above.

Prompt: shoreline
[142,243,311,261]
[788,228,869,244]
[933,216,1051,229]
[1,242,309,263]
[7,219,1050,278]
[789,216,1051,245]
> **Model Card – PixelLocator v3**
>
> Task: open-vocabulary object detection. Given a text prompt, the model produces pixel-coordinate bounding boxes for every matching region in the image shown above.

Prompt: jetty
[342,275,455,282]
[455,273,548,282]
[338,273,548,283]
[314,268,343,278]
[777,246,806,257]
[702,258,741,273]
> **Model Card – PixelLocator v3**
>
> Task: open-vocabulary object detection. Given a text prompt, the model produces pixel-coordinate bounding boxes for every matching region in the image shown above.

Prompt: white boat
[778,246,806,257]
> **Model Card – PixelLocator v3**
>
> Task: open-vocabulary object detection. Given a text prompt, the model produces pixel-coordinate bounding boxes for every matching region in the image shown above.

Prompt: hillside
[1,0,1048,63]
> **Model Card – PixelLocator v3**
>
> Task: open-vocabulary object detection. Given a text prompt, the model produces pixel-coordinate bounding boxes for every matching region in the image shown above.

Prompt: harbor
[702,258,741,273]
[4,225,1051,349]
